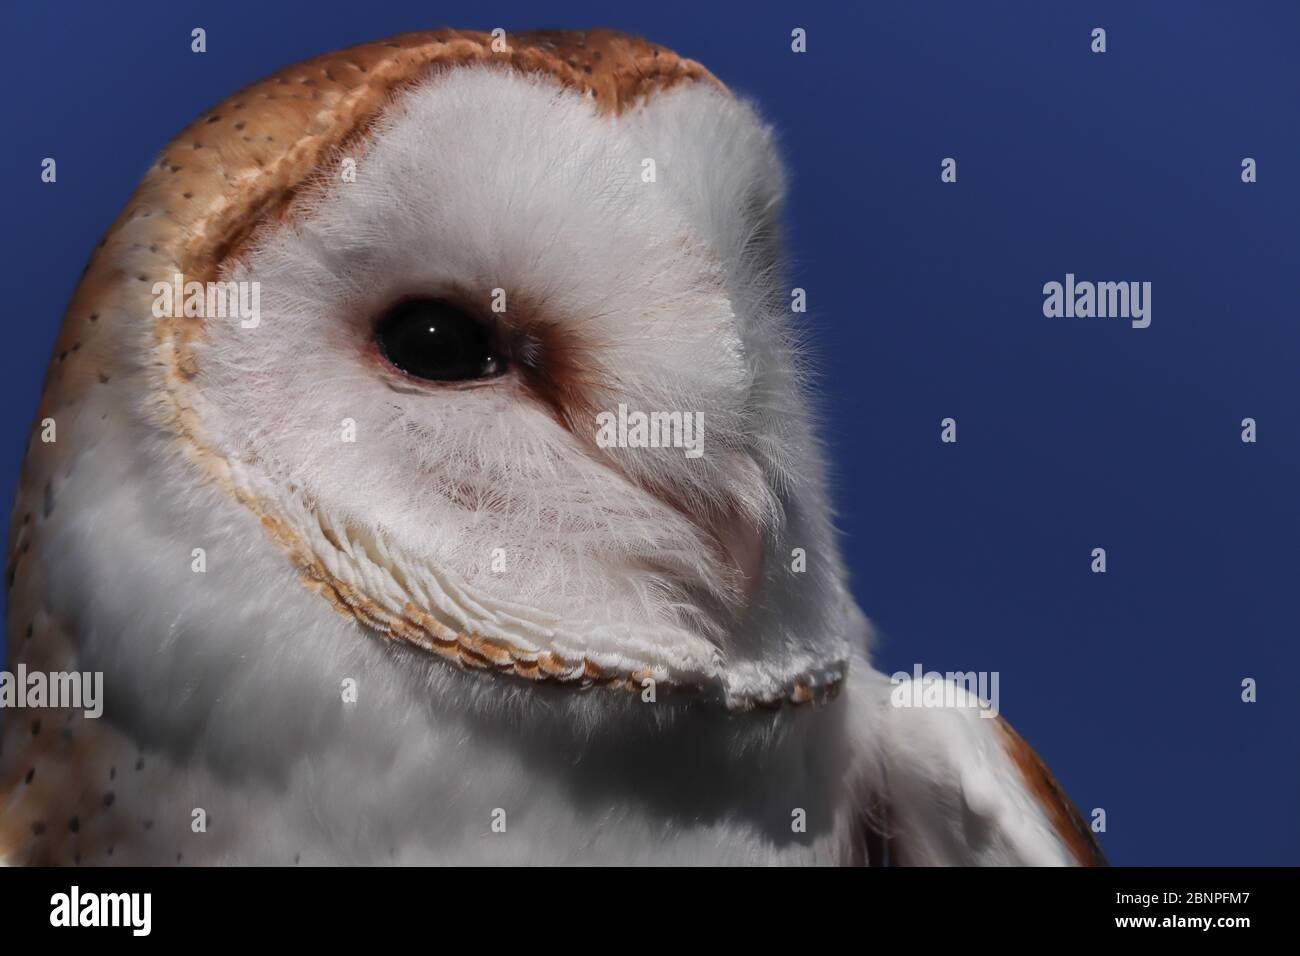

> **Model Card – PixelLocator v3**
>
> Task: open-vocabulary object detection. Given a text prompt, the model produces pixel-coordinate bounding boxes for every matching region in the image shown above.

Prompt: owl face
[111,33,859,708]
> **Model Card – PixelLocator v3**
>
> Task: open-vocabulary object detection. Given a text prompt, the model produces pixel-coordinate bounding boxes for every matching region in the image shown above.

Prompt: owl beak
[701,505,766,606]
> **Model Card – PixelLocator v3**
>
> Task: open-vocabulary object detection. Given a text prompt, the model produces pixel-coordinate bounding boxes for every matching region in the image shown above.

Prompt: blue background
[3,1,1296,865]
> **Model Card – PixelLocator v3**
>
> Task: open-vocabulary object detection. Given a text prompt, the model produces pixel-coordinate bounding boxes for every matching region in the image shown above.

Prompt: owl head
[20,29,864,717]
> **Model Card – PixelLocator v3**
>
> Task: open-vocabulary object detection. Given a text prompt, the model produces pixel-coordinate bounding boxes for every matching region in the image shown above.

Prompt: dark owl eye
[374,298,505,382]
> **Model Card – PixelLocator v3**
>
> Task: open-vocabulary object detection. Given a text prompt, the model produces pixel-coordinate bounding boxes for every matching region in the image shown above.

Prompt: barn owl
[1,28,1104,866]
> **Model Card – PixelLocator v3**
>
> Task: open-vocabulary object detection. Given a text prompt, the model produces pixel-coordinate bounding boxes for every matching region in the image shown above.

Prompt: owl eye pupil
[374,298,504,382]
